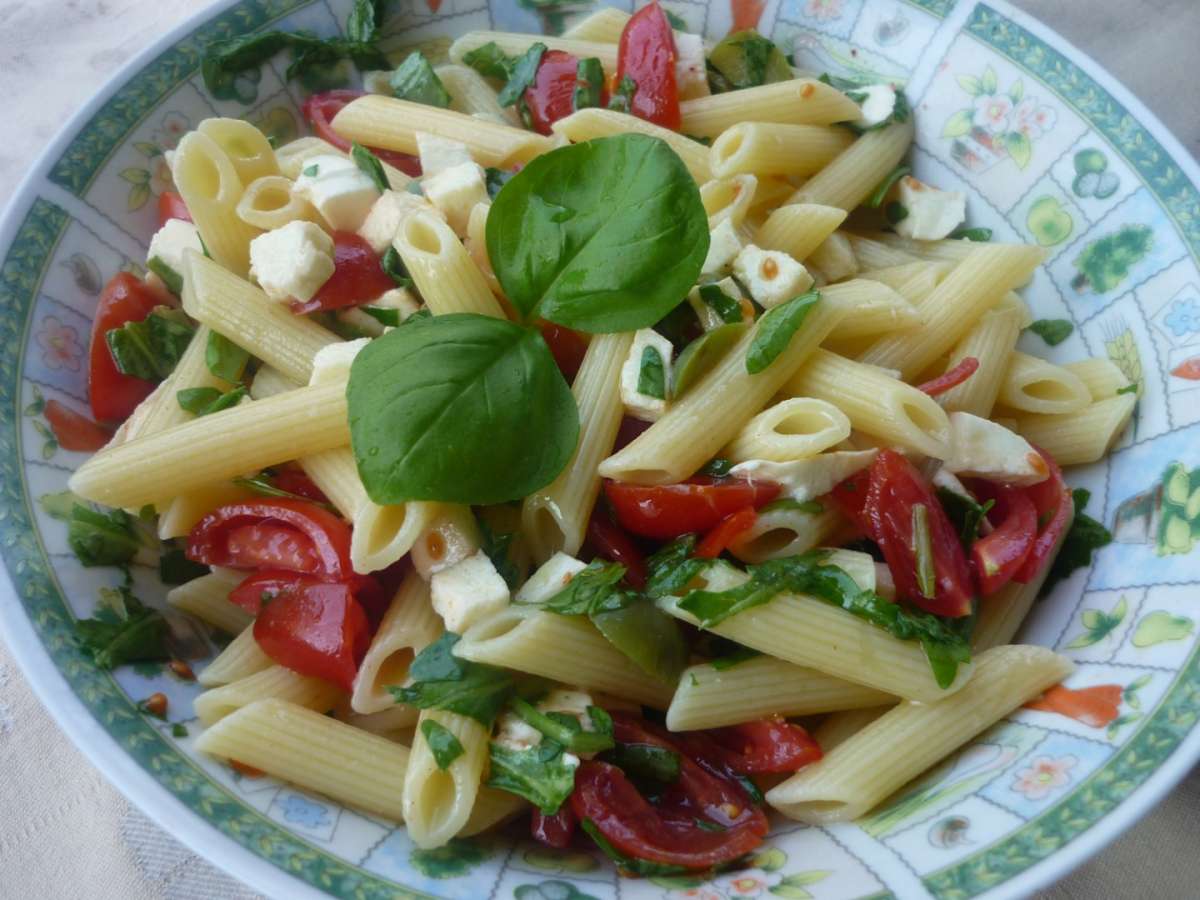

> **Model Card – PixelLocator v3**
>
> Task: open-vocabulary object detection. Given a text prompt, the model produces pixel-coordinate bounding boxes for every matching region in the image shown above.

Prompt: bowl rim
[0,1,1198,899]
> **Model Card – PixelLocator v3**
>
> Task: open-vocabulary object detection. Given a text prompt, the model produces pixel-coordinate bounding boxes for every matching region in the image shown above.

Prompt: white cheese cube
[294,154,380,232]
[674,32,708,99]
[416,132,475,178]
[494,712,543,752]
[944,412,1050,486]
[515,552,587,605]
[688,277,746,331]
[430,549,511,634]
[619,328,674,422]
[248,221,335,303]
[309,338,369,386]
[894,176,967,241]
[701,218,744,276]
[539,689,596,726]
[695,559,751,593]
[729,450,878,503]
[371,286,422,320]
[422,162,488,236]
[853,84,897,129]
[356,190,441,255]
[146,219,203,284]
[732,245,814,309]
[362,70,394,95]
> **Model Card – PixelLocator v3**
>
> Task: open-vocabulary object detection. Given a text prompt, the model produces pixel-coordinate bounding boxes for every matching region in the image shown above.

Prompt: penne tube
[172,131,262,277]
[864,233,1035,287]
[274,136,412,189]
[194,665,342,726]
[157,481,258,540]
[728,505,848,564]
[807,231,859,282]
[937,304,1024,416]
[813,706,893,753]
[822,279,920,340]
[1012,394,1137,466]
[1064,357,1135,401]
[562,7,630,41]
[166,568,249,635]
[998,351,1093,415]
[857,261,949,305]
[197,117,279,183]
[343,705,421,737]
[845,233,917,270]
[786,120,914,211]
[449,31,619,75]
[459,787,528,836]
[393,211,504,318]
[551,108,714,183]
[710,122,854,178]
[755,203,847,261]
[351,571,443,714]
[435,64,521,127]
[197,626,273,687]
[235,175,317,230]
[725,397,851,462]
[402,710,490,848]
[679,80,862,138]
[701,175,759,228]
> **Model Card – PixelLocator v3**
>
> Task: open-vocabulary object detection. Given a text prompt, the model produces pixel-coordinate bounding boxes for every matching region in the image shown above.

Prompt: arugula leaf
[488,741,578,814]
[75,584,171,670]
[537,560,630,615]
[348,313,578,505]
[488,135,709,334]
[484,167,514,199]
[497,43,546,107]
[206,331,249,383]
[350,142,389,193]
[698,283,744,324]
[147,257,183,296]
[761,498,824,514]
[390,634,515,725]
[389,52,452,108]
[580,819,690,876]
[510,697,615,754]
[745,292,820,375]
[68,504,140,567]
[819,73,912,133]
[1041,489,1112,596]
[461,42,517,81]
[105,308,195,382]
[477,516,521,589]
[644,535,713,600]
[573,57,605,111]
[379,246,412,288]
[159,544,208,585]
[607,75,637,113]
[601,742,681,783]
[950,226,993,242]
[1029,318,1074,346]
[420,719,465,770]
[936,487,994,552]
[176,385,247,417]
[637,345,667,400]
[865,165,911,208]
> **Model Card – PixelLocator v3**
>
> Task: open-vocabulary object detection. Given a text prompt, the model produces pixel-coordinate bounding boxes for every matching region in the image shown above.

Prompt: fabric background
[0,1,1196,897]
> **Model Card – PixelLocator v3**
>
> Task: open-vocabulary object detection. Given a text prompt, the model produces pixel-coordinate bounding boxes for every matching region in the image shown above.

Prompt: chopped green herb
[361,306,402,327]
[695,818,727,832]
[937,487,995,552]
[75,584,171,670]
[573,57,605,111]
[1029,318,1074,346]
[380,245,412,287]
[172,723,189,738]
[350,141,389,193]
[302,164,319,177]
[389,51,451,108]
[105,308,195,382]
[950,226,993,242]
[461,42,517,81]
[205,331,249,383]
[708,30,791,91]
[600,742,681,783]
[159,544,208,585]
[68,504,140,567]
[484,166,514,199]
[912,503,936,600]
[1116,383,1138,395]
[865,165,910,208]
[176,385,247,417]
[509,696,615,754]
[745,292,820,375]
[761,498,824,515]
[390,633,515,726]
[420,719,466,770]
[607,75,637,113]
[664,8,688,29]
[497,43,546,107]
[533,560,631,616]
[39,490,80,521]
[487,741,578,814]
[885,201,909,224]
[231,474,334,510]
[1041,489,1112,597]
[477,516,520,589]
[699,458,734,478]
[147,257,183,295]
[698,283,744,324]
[637,345,667,400]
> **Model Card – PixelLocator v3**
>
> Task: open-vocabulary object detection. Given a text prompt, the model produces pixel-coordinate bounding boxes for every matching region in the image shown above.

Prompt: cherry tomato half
[539,321,589,382]
[187,499,353,581]
[156,190,192,227]
[291,232,395,314]
[677,719,823,776]
[695,506,758,559]
[524,50,584,135]
[272,465,331,504]
[301,90,421,176]
[1012,446,1072,584]
[968,480,1037,595]
[604,479,781,540]
[43,399,112,451]
[531,806,578,849]
[615,3,681,129]
[586,513,647,588]
[88,273,163,422]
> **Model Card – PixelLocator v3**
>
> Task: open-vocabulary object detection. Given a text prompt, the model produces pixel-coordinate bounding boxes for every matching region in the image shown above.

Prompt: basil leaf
[636,345,666,400]
[607,75,637,113]
[201,32,303,100]
[147,257,183,296]
[380,245,412,287]
[105,308,195,381]
[487,135,710,333]
[497,43,545,107]
[345,0,387,44]
[509,697,615,754]
[159,543,208,585]
[698,283,744,324]
[580,819,690,877]
[865,165,910,209]
[1029,318,1074,346]
[600,743,681,783]
[350,141,389,193]
[591,598,689,683]
[68,504,140,567]
[484,166,514,199]
[75,585,171,670]
[937,487,994,552]
[950,226,993,242]
[673,322,746,397]
[206,331,250,383]
[1041,489,1112,597]
[389,51,452,108]
[420,719,466,770]
[708,30,791,91]
[1116,383,1138,395]
[745,291,820,375]
[462,42,517,81]
[532,560,629,616]
[176,385,247,417]
[348,314,578,505]
[573,58,605,111]
[391,634,516,726]
[477,517,520,589]
[487,741,577,814]
[361,306,401,327]
[644,535,713,599]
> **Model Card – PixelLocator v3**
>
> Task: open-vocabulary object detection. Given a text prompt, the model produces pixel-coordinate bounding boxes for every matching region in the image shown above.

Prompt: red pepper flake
[917,356,980,396]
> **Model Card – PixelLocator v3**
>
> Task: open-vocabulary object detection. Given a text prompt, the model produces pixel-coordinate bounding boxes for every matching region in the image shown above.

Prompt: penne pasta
[552,108,714,183]
[679,80,862,138]
[822,279,920,340]
[351,571,443,714]
[435,64,521,127]
[755,203,847,260]
[235,174,317,230]
[937,304,1025,416]
[998,351,1093,415]
[166,568,249,635]
[194,664,342,726]
[402,710,489,848]
[725,397,851,462]
[197,626,272,687]
[172,131,261,277]
[1064,357,1135,401]
[727,504,848,564]
[710,122,854,178]
[786,119,915,211]
[1012,394,1137,466]
[393,211,504,318]
[197,117,279,183]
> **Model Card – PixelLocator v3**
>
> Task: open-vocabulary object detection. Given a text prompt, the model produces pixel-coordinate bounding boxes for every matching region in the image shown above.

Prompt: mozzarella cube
[894,176,967,241]
[494,712,543,752]
[619,328,674,422]
[674,32,709,99]
[695,559,751,593]
[146,219,203,287]
[539,689,596,725]
[515,552,587,605]
[294,154,380,232]
[854,84,897,129]
[356,190,441,255]
[733,245,814,309]
[944,412,1050,486]
[430,549,510,634]
[730,450,878,503]
[422,162,488,236]
[701,218,744,276]
[416,132,475,178]
[248,221,335,303]
[688,277,747,331]
[371,286,422,320]
[362,70,394,95]
[309,338,369,386]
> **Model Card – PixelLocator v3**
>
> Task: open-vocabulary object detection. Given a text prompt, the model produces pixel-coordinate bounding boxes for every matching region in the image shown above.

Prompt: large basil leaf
[348,314,579,505]
[486,134,709,334]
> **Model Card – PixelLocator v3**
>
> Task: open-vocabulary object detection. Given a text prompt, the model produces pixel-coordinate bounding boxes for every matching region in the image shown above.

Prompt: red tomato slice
[572,714,768,869]
[830,468,871,530]
[187,499,353,580]
[531,806,578,849]
[291,232,395,314]
[676,719,823,775]
[231,568,386,625]
[1013,447,1072,584]
[156,190,192,226]
[604,479,781,540]
[615,3,681,129]
[968,481,1037,595]
[88,272,162,422]
[539,321,589,382]
[613,415,652,451]
[861,450,974,617]
[43,399,112,451]
[586,513,647,588]
[301,90,421,176]
[250,573,371,691]
[917,356,979,397]
[695,506,758,559]
[524,50,583,135]
[272,465,330,504]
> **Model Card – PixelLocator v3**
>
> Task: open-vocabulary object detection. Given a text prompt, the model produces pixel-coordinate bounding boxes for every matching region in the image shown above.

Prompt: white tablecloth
[1,1,1198,897]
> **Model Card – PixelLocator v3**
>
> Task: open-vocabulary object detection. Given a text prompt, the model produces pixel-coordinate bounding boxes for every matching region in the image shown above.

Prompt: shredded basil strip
[105,308,195,382]
[637,345,667,400]
[205,330,250,383]
[573,57,605,111]
[146,257,183,296]
[420,719,465,770]
[912,503,936,600]
[176,385,247,417]
[950,226,993,242]
[388,51,452,108]
[497,43,545,107]
[745,292,820,374]
[865,165,911,208]
[350,141,389,193]
[607,75,637,113]
[380,245,412,287]
[461,42,517,81]
[698,283,744,324]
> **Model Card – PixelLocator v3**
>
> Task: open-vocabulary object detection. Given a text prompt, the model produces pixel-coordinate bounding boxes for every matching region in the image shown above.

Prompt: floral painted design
[279,793,331,828]
[1132,610,1195,646]
[1163,297,1200,337]
[1011,754,1078,800]
[1071,148,1121,199]
[658,867,829,900]
[1072,225,1154,294]
[943,67,1055,171]
[118,111,190,211]
[1064,595,1127,649]
[251,107,299,149]
[22,385,59,460]
[514,880,600,900]
[409,838,487,879]
[520,844,597,874]
[1104,324,1144,396]
[35,316,84,372]
[804,0,844,21]
[928,815,972,849]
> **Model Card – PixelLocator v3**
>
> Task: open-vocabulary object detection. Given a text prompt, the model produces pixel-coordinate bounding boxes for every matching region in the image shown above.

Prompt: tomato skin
[586,513,647,588]
[677,719,823,775]
[968,481,1037,595]
[524,51,583,135]
[917,356,979,397]
[249,573,371,692]
[531,806,578,849]
[1012,447,1072,584]
[272,466,330,504]
[187,499,353,581]
[604,479,781,540]
[231,568,386,625]
[539,321,589,382]
[695,506,758,559]
[156,190,192,226]
[88,273,163,422]
[43,400,112,451]
[301,90,421,176]
[291,232,395,314]
[613,415,652,451]
[615,3,681,129]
